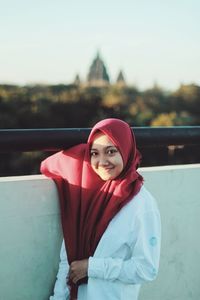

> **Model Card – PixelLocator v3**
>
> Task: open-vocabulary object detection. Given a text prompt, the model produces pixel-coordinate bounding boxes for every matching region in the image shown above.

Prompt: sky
[0,0,200,90]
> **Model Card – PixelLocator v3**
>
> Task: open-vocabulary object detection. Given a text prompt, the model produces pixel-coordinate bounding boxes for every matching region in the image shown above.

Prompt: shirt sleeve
[88,209,161,284]
[49,241,70,300]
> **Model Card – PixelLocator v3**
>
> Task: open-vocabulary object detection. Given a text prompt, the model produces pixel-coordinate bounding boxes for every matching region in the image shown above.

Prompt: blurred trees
[0,82,199,175]
[0,82,199,129]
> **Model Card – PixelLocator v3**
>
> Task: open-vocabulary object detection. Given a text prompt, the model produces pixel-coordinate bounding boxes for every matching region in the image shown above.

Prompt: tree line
[0,83,200,129]
[0,82,199,176]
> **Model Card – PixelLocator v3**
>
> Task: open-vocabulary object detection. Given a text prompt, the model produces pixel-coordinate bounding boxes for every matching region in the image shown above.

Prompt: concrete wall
[0,164,200,300]
[0,176,62,300]
[139,164,200,300]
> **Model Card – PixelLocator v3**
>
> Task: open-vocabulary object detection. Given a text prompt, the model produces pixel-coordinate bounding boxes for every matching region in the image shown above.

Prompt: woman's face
[90,133,124,181]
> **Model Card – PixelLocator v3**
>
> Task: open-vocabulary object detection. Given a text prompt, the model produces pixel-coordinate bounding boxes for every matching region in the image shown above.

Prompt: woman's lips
[100,166,114,171]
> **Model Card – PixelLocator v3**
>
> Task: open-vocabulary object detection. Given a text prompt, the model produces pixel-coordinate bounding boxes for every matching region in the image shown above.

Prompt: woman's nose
[98,155,109,166]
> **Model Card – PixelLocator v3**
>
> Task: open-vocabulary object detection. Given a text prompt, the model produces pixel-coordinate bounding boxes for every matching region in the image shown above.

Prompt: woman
[41,118,161,300]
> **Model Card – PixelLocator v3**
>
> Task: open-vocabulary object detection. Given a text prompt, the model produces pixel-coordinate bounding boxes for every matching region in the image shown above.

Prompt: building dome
[87,52,110,86]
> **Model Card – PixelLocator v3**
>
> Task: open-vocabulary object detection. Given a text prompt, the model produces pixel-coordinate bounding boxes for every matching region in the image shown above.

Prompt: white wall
[0,164,200,300]
[139,164,200,300]
[0,176,62,300]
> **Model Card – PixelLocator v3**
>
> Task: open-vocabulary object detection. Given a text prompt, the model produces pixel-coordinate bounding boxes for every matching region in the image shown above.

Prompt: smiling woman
[90,133,124,180]
[40,118,161,300]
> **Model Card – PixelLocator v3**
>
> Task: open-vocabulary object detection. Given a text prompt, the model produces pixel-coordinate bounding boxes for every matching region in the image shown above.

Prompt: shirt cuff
[88,257,105,279]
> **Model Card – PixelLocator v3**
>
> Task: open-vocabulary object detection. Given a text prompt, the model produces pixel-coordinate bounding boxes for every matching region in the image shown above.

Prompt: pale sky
[0,0,199,90]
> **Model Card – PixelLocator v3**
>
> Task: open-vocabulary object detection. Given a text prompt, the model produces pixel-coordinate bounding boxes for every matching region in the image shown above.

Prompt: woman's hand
[69,259,88,284]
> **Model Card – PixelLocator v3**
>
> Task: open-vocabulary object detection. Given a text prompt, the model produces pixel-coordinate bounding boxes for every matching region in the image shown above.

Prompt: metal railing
[0,126,200,152]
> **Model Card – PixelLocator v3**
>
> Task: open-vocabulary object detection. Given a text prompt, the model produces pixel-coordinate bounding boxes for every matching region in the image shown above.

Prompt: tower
[87,52,110,86]
[116,70,126,86]
[74,74,81,86]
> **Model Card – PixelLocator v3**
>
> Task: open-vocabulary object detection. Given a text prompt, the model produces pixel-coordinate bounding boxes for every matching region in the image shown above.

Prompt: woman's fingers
[69,259,88,283]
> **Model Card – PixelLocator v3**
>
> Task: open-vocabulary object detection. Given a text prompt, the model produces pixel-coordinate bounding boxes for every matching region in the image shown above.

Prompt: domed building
[87,52,110,87]
[72,52,127,87]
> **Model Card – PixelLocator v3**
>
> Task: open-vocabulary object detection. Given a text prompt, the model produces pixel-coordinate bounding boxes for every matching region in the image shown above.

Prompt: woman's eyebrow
[105,145,117,149]
[91,145,117,150]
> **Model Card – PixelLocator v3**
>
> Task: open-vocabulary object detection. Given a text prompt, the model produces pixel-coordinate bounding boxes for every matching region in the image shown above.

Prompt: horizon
[1,0,199,90]
[0,74,199,93]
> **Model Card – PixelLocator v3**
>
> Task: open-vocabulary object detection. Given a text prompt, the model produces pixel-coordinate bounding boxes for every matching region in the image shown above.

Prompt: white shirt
[50,186,161,300]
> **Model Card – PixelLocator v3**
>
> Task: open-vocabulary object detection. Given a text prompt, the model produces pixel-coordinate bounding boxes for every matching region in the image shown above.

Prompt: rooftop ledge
[0,164,200,300]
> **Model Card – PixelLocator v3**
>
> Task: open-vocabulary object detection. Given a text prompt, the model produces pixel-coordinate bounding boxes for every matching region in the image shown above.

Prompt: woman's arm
[88,209,161,284]
[49,241,70,300]
[40,151,64,179]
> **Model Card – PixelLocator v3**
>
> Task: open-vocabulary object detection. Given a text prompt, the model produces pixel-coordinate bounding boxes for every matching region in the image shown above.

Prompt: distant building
[72,52,127,87]
[116,70,126,86]
[87,52,110,87]
[74,74,81,86]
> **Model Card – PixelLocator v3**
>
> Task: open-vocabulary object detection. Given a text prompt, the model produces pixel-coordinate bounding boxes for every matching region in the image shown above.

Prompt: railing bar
[0,126,200,152]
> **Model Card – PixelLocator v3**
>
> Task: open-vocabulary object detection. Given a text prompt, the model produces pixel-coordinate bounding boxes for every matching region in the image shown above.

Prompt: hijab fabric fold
[40,118,143,299]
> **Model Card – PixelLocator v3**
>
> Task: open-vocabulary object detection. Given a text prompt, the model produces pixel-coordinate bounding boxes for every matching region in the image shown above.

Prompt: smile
[100,167,114,171]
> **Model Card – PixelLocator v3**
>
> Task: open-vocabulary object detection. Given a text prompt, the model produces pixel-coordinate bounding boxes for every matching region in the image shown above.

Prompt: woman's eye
[107,149,117,155]
[90,151,98,157]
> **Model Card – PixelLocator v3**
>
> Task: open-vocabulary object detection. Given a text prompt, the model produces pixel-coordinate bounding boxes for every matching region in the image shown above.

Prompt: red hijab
[40,118,143,299]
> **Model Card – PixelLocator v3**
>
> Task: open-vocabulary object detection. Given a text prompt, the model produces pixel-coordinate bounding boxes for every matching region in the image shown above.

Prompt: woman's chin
[98,173,114,181]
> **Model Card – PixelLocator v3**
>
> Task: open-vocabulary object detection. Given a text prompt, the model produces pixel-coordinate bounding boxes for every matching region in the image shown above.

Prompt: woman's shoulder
[128,185,159,216]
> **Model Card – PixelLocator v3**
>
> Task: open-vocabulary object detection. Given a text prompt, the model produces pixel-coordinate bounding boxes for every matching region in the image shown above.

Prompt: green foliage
[170,84,200,122]
[0,82,199,175]
[0,82,199,129]
[0,83,199,130]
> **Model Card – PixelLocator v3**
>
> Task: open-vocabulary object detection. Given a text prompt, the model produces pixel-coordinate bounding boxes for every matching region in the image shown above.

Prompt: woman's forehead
[91,132,115,147]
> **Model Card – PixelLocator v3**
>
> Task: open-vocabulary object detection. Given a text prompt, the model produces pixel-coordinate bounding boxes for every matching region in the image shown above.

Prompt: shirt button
[149,236,157,246]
